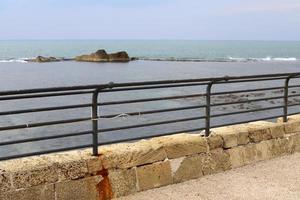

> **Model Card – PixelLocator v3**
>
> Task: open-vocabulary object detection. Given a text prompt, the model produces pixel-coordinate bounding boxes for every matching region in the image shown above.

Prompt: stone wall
[1,115,300,200]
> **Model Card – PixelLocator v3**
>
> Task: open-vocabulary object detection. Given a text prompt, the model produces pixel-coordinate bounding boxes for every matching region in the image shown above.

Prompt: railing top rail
[1,72,300,96]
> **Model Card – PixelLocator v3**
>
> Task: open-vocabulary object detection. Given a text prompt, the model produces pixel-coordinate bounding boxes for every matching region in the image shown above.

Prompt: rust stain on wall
[96,166,113,200]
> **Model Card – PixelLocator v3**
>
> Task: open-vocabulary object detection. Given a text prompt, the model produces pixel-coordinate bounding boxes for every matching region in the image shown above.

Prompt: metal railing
[1,72,300,161]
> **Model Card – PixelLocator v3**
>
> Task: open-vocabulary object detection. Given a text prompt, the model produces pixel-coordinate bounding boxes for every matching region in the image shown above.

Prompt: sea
[0,40,300,158]
[1,40,300,63]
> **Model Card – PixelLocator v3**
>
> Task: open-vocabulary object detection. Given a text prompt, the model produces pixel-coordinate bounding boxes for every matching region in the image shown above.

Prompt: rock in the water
[75,50,130,62]
[29,56,62,63]
[108,51,130,62]
[75,49,109,62]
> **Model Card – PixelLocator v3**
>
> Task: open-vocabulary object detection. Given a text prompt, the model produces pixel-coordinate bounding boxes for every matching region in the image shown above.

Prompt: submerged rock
[28,56,62,63]
[75,50,130,62]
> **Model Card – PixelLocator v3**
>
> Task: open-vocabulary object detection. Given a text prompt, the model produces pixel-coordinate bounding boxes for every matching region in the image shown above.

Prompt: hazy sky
[1,0,300,40]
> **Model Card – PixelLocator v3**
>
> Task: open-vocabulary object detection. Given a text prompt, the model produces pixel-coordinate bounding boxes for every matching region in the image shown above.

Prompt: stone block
[212,124,249,148]
[225,146,246,168]
[268,138,291,157]
[80,150,102,174]
[291,133,300,152]
[0,157,59,189]
[255,140,272,161]
[100,140,167,169]
[207,134,223,150]
[0,184,54,200]
[212,128,237,148]
[41,151,88,181]
[243,144,257,165]
[108,168,137,198]
[284,121,300,134]
[277,114,300,134]
[248,122,273,143]
[137,161,172,191]
[55,176,102,200]
[202,149,231,175]
[171,155,204,183]
[237,131,250,145]
[152,133,208,159]
[248,121,284,141]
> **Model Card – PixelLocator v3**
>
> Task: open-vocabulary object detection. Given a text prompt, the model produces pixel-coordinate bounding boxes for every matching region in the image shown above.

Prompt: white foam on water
[273,57,297,61]
[0,58,29,63]
[227,56,298,62]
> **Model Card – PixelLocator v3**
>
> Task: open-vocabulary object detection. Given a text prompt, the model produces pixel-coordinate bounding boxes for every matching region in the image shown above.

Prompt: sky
[0,0,300,40]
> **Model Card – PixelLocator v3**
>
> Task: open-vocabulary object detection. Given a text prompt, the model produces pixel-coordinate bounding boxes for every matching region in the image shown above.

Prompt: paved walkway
[119,153,300,200]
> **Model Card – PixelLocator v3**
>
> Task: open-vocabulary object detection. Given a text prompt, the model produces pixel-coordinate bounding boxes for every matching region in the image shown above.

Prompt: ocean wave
[0,58,29,63]
[137,56,299,62]
[227,56,298,62]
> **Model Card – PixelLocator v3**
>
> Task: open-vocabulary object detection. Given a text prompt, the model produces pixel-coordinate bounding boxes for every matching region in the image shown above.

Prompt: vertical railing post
[283,76,291,122]
[205,81,214,137]
[92,88,100,156]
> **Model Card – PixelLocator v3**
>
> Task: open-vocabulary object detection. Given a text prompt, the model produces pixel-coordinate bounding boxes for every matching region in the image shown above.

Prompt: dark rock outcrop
[108,51,130,62]
[75,50,109,62]
[75,50,130,62]
[28,56,62,63]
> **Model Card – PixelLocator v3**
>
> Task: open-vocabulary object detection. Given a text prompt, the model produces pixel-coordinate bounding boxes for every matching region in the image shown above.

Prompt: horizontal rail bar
[1,72,300,96]
[0,117,91,131]
[289,84,300,89]
[0,90,93,101]
[0,103,91,116]
[98,127,205,145]
[287,111,300,116]
[0,131,92,146]
[213,77,289,84]
[211,114,284,129]
[99,93,206,106]
[100,105,206,118]
[288,103,300,107]
[100,82,210,93]
[98,116,206,132]
[211,96,283,107]
[288,94,300,98]
[211,105,284,118]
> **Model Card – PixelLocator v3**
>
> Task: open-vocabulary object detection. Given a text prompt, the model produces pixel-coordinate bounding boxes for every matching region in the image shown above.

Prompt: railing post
[205,81,214,137]
[92,89,100,156]
[283,76,291,122]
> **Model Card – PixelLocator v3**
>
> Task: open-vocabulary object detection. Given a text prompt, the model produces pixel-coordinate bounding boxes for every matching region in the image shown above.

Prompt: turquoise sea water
[0,40,300,62]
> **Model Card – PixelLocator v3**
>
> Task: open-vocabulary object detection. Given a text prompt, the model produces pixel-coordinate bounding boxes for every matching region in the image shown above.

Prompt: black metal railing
[1,72,300,161]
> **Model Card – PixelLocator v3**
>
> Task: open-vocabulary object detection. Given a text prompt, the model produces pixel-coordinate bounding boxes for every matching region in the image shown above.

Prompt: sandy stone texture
[99,140,167,169]
[55,176,102,200]
[151,133,208,159]
[118,153,300,200]
[137,161,173,191]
